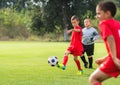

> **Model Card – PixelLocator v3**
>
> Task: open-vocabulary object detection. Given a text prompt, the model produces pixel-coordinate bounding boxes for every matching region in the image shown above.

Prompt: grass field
[0,41,120,85]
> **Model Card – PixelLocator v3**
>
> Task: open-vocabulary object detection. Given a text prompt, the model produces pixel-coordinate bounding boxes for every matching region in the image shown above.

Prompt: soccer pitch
[0,41,119,85]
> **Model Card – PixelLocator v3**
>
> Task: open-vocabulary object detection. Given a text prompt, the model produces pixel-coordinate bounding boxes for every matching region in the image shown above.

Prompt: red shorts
[67,45,83,57]
[99,55,120,78]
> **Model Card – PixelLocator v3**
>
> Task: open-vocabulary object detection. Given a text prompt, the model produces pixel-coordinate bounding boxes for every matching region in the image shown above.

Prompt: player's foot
[89,66,93,69]
[77,70,83,75]
[84,62,88,68]
[56,63,66,70]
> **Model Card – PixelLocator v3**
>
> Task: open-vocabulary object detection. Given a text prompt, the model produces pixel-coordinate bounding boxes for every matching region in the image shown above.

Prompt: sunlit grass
[0,41,119,85]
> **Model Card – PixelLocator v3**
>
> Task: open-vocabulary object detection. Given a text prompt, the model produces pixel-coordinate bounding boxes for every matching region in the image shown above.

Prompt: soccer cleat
[56,63,66,70]
[89,66,93,69]
[77,70,83,75]
[84,62,88,68]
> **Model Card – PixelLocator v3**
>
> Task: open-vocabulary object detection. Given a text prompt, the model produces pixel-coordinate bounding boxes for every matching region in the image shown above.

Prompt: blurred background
[0,0,120,41]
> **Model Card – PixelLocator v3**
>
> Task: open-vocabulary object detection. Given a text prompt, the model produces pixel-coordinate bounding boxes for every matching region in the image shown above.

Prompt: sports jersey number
[118,30,120,38]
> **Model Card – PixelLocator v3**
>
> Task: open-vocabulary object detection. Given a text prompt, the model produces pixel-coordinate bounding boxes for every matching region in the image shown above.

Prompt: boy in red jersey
[57,15,83,75]
[89,1,120,85]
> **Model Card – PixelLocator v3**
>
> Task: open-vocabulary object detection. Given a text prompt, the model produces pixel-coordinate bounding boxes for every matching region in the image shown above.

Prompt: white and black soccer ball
[48,56,58,66]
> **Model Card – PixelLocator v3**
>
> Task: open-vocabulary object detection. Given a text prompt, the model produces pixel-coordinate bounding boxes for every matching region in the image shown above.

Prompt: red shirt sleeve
[75,26,82,31]
[99,22,112,40]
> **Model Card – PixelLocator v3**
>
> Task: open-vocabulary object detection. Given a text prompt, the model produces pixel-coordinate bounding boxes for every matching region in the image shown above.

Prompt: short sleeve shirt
[67,26,83,56]
[99,19,120,58]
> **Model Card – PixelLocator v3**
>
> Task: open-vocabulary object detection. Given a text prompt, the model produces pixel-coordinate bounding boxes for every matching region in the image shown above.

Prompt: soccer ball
[48,56,58,66]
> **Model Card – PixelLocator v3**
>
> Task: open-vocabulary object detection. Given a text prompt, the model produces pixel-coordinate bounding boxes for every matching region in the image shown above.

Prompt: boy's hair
[84,18,91,22]
[71,15,79,21]
[97,1,116,17]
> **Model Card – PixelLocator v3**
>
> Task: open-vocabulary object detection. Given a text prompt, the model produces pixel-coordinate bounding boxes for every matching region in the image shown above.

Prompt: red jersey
[99,18,120,59]
[67,26,83,56]
[98,19,120,78]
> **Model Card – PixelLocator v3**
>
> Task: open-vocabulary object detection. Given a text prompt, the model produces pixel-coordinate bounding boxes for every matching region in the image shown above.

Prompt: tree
[30,5,44,35]
[0,0,30,11]
[30,0,99,40]
[0,0,99,40]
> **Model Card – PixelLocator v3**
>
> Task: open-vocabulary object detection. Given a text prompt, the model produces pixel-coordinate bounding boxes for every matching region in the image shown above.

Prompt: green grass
[0,41,119,85]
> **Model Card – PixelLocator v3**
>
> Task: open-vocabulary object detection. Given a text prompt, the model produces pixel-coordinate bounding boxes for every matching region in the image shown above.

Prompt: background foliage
[0,0,120,41]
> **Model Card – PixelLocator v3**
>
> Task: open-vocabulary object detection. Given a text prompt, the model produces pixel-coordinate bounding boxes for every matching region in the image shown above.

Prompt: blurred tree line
[0,0,120,41]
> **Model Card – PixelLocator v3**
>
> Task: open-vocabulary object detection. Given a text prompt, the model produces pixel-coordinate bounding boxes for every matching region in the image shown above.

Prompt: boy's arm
[67,29,80,34]
[93,30,100,41]
[95,56,108,65]
[107,35,120,69]
[72,29,80,32]
[67,29,73,34]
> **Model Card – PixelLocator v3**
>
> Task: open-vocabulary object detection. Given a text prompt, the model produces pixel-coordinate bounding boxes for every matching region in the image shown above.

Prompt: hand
[95,57,107,66]
[95,58,104,66]
[90,37,94,42]
[113,58,120,69]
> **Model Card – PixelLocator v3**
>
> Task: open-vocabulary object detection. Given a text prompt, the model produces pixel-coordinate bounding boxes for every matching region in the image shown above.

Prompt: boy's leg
[86,44,94,68]
[57,50,70,70]
[74,57,82,70]
[74,56,83,75]
[81,55,88,68]
[62,55,68,66]
[62,50,71,66]
[81,44,88,68]
[89,68,111,85]
[88,56,93,68]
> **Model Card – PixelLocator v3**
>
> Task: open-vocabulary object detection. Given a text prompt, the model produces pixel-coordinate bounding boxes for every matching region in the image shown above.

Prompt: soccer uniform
[99,18,120,77]
[82,27,99,56]
[67,26,83,56]
[57,25,83,72]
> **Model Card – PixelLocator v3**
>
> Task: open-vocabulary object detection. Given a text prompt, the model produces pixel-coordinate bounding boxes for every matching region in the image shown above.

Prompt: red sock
[62,55,68,66]
[94,82,102,85]
[74,59,82,70]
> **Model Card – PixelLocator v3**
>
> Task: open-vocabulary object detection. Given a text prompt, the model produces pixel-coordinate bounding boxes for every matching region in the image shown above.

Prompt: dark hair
[97,1,116,17]
[71,15,79,21]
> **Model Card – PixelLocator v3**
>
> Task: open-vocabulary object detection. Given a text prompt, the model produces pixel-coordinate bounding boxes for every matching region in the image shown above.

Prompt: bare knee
[89,68,108,85]
[64,50,70,56]
[74,57,78,61]
[89,69,101,85]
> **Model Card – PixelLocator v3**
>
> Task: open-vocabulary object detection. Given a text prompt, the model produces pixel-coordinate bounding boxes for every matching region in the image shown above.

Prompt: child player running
[89,1,120,85]
[57,15,84,75]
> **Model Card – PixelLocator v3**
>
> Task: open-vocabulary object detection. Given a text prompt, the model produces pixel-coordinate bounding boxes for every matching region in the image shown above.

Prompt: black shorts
[83,44,94,56]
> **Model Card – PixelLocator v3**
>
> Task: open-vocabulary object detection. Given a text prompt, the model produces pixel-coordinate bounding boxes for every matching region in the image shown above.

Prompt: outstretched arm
[67,29,73,34]
[72,29,80,32]
[67,29,80,34]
